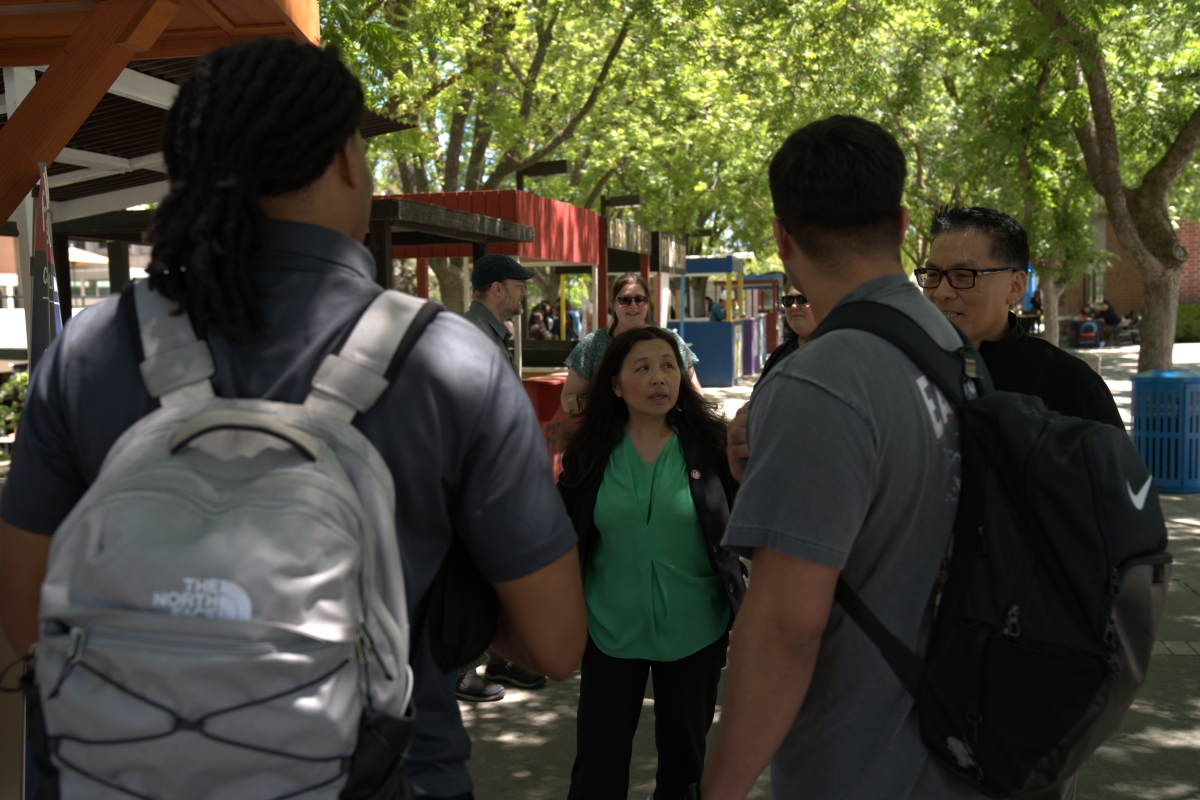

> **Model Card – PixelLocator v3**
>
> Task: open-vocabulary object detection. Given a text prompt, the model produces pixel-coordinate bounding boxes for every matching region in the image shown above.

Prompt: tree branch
[443,93,472,191]
[582,167,616,210]
[483,13,634,189]
[520,8,558,121]
[1018,62,1052,225]
[1138,103,1200,209]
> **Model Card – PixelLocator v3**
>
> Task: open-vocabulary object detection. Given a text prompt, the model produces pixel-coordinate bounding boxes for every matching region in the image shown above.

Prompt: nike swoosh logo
[1127,476,1153,511]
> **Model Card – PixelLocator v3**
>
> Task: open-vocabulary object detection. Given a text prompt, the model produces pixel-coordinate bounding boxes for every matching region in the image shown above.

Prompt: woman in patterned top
[560,273,699,413]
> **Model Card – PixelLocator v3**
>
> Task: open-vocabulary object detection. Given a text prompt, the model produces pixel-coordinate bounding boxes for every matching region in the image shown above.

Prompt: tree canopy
[324,0,1200,363]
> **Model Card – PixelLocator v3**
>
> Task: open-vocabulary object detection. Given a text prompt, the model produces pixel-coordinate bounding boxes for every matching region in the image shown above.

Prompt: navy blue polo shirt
[1,220,576,797]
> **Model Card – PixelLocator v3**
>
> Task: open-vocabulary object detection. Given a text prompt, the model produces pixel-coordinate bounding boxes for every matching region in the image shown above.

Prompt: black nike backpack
[810,301,1171,798]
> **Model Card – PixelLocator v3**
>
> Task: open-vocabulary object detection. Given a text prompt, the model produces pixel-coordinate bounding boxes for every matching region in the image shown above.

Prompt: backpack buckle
[958,348,981,399]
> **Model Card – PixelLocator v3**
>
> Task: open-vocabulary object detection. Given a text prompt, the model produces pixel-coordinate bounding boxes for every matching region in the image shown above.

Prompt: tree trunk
[531,271,559,304]
[687,276,708,319]
[430,257,469,314]
[1138,267,1182,372]
[1038,274,1066,348]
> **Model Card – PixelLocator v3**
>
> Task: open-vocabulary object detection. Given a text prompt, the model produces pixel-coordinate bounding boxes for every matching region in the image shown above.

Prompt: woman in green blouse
[558,327,746,800]
[560,272,701,414]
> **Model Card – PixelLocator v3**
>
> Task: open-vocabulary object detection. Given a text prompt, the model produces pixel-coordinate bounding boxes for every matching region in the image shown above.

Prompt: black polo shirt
[979,313,1124,428]
[1,221,576,797]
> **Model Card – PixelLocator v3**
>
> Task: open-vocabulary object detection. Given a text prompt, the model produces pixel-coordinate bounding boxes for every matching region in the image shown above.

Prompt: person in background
[1097,299,1120,327]
[463,254,533,375]
[922,205,1122,432]
[559,327,745,800]
[760,287,816,379]
[560,273,700,414]
[705,296,714,316]
[709,299,727,322]
[529,311,550,340]
[567,305,582,340]
[460,253,552,701]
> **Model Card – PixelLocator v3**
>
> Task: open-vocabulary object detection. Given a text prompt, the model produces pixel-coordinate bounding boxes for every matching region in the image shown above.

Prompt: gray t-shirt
[723,273,982,800]
[1,221,576,798]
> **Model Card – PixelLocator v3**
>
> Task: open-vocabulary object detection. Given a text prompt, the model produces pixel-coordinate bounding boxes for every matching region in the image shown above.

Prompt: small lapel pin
[690,469,701,480]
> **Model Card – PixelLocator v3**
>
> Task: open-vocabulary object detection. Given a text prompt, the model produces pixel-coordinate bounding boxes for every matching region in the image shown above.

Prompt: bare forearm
[0,521,51,657]
[703,615,822,799]
[491,547,587,680]
[701,546,837,800]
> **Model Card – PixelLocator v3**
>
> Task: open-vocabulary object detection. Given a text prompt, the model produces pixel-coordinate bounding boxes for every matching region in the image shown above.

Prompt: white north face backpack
[34,280,439,800]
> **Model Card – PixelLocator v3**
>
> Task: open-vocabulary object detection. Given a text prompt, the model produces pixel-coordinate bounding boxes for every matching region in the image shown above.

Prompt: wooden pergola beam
[0,0,180,221]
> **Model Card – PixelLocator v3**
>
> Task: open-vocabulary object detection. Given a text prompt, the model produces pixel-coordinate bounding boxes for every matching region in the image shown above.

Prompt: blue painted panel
[667,320,743,387]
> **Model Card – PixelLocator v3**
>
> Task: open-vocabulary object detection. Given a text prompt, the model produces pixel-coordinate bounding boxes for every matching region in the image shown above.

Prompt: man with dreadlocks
[0,37,586,799]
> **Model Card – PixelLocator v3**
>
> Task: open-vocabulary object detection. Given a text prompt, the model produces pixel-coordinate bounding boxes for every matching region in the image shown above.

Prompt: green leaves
[325,0,1200,274]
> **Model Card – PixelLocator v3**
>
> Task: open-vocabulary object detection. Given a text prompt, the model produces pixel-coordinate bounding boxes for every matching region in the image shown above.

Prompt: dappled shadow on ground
[1078,492,1200,799]
[461,667,771,800]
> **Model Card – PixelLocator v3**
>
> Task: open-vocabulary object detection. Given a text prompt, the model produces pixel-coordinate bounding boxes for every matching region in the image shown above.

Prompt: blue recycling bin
[1131,370,1200,492]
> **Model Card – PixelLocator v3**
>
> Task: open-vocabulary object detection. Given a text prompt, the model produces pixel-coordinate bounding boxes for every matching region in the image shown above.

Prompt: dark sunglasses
[615,295,649,307]
[781,295,809,308]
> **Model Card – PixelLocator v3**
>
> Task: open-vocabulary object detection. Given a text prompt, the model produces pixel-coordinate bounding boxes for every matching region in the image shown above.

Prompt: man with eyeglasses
[463,253,534,376]
[922,205,1122,429]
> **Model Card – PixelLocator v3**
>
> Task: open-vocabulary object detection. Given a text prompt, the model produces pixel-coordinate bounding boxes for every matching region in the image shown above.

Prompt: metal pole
[559,273,567,341]
[678,275,686,340]
[107,240,130,295]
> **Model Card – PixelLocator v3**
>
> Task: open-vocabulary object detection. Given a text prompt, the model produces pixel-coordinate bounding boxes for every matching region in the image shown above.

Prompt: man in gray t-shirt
[701,117,984,800]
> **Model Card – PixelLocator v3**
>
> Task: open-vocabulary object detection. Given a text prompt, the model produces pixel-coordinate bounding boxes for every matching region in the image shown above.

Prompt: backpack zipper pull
[357,622,394,681]
[48,627,87,698]
[1103,611,1117,648]
[1004,605,1021,638]
[1109,567,1121,597]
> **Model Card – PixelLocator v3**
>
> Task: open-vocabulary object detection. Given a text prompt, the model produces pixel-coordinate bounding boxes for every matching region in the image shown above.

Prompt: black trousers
[567,632,728,800]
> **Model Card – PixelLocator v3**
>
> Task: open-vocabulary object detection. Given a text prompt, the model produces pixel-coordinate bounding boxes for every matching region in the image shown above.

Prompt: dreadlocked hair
[148,37,366,342]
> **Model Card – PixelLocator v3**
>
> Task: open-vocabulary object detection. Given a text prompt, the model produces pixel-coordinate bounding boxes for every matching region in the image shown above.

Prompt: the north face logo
[151,577,252,621]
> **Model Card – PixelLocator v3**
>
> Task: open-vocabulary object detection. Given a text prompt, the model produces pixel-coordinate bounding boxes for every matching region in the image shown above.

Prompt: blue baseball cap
[470,254,535,287]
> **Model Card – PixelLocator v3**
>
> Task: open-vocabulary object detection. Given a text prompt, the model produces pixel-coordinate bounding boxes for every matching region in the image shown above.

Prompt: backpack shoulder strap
[131,280,216,407]
[811,300,992,700]
[304,290,442,422]
[809,300,991,406]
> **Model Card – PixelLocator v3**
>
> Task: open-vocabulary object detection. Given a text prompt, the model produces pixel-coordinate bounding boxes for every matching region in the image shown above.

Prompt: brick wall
[1055,218,1200,315]
[1178,220,1200,304]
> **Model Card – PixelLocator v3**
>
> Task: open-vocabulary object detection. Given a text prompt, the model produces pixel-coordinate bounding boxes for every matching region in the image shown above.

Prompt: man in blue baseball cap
[463,253,535,375]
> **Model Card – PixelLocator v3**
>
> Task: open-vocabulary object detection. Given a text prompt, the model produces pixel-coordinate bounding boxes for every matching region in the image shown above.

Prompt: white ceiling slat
[51,181,168,223]
[48,168,124,189]
[107,68,179,111]
[56,147,132,171]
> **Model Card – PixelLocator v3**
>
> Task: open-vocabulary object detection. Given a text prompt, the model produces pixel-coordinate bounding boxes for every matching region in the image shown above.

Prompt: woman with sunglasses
[561,273,700,414]
[558,327,745,800]
[760,287,817,379]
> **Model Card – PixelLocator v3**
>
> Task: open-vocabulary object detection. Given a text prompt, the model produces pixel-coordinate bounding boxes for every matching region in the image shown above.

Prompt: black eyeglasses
[781,295,809,308]
[615,295,649,307]
[914,267,1015,290]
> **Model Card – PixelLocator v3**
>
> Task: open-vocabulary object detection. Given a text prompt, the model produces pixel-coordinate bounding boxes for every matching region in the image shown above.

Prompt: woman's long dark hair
[561,327,726,488]
[148,38,365,342]
[607,272,654,335]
